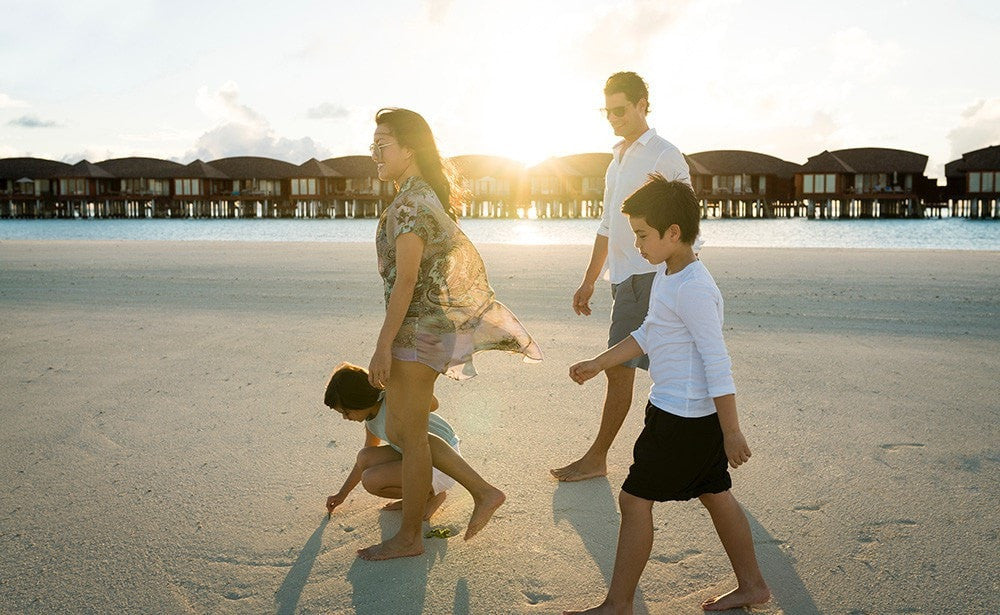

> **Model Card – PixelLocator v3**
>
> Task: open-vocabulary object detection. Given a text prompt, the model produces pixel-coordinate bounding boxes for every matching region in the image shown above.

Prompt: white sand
[0,240,997,614]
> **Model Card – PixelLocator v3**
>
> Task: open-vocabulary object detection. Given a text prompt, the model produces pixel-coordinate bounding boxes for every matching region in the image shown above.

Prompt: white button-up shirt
[597,128,691,285]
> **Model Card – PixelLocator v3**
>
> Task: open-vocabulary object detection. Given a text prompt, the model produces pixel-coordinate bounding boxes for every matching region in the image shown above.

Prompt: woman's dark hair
[604,71,650,114]
[621,174,700,243]
[375,107,465,221]
[324,362,381,410]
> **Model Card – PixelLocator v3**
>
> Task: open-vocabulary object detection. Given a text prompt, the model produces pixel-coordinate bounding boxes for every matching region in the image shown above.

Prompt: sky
[1,0,998,181]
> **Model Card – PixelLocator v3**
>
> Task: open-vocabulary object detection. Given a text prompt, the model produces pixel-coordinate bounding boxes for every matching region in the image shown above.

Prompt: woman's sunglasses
[369,142,395,162]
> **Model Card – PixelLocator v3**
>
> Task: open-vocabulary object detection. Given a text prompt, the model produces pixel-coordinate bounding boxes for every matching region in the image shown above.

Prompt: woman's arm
[368,232,424,388]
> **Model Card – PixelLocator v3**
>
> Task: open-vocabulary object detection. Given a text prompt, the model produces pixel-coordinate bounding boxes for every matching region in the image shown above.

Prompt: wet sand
[1,240,997,613]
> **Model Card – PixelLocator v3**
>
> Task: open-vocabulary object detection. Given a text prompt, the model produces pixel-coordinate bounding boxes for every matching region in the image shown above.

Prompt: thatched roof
[66,160,115,178]
[184,159,229,179]
[322,155,378,178]
[96,157,188,179]
[0,157,72,180]
[449,155,524,179]
[800,148,927,174]
[945,145,1000,176]
[298,158,342,178]
[206,156,300,179]
[686,150,799,178]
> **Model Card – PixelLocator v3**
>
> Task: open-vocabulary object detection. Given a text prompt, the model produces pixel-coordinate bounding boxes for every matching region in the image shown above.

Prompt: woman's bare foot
[550,454,607,482]
[423,491,446,520]
[464,487,505,540]
[356,534,424,561]
[701,584,771,611]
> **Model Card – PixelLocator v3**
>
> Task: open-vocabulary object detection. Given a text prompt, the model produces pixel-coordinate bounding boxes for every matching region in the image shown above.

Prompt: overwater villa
[944,145,1000,219]
[686,150,799,219]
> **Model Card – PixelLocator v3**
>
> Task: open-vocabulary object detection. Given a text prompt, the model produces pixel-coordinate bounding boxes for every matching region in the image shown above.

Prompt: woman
[359,108,541,561]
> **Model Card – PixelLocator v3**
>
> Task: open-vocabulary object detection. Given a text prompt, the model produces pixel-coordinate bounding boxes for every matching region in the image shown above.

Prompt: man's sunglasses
[601,105,630,118]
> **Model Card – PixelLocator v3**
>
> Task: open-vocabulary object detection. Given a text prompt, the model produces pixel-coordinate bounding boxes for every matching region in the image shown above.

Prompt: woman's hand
[368,345,392,389]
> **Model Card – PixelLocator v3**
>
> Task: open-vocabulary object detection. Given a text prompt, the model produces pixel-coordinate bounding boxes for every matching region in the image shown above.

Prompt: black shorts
[622,402,732,502]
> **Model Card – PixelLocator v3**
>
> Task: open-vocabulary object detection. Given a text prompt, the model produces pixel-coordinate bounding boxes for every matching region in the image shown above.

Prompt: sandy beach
[0,240,997,614]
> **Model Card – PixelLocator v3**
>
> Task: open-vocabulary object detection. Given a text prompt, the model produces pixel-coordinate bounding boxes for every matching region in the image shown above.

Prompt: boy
[563,176,770,613]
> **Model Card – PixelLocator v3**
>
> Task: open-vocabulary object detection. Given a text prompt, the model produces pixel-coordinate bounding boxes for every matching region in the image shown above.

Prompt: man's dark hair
[621,174,700,242]
[604,71,650,114]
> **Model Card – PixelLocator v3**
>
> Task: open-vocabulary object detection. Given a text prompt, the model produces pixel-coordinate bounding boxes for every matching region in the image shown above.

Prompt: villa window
[983,171,995,192]
[969,172,980,192]
[803,174,813,193]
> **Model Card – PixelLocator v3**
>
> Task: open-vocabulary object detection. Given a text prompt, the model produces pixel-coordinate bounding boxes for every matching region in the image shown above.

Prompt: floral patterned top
[376,176,542,380]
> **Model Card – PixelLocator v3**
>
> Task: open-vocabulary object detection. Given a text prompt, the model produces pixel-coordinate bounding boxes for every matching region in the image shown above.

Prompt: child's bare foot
[382,499,403,511]
[701,584,771,611]
[562,602,630,614]
[356,534,424,561]
[464,487,505,540]
[423,491,446,520]
[550,454,607,482]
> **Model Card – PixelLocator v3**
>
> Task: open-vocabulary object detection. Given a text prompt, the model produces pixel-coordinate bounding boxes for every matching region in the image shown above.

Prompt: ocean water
[0,218,997,250]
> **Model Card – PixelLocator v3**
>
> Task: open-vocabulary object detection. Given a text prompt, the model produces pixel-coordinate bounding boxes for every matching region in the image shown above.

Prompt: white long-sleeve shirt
[598,128,691,285]
[630,260,735,418]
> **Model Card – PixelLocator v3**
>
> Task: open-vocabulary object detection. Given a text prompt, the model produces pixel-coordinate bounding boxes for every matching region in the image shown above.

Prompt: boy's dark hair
[621,174,700,242]
[324,362,381,410]
[604,71,650,114]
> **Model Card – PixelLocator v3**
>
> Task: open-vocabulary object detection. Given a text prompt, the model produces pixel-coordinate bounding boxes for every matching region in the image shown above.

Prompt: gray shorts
[609,271,655,370]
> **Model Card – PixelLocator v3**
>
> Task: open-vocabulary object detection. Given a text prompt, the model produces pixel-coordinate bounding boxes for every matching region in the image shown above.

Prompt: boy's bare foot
[701,584,771,611]
[356,534,424,561]
[464,487,505,540]
[423,492,446,520]
[550,454,607,482]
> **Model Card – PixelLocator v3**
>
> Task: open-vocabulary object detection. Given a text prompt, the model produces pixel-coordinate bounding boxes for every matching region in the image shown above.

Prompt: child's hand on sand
[722,431,751,468]
[326,492,347,515]
[569,360,601,384]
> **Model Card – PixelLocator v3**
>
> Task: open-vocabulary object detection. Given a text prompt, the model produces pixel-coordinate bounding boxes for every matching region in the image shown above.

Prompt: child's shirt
[630,260,735,418]
[365,398,461,453]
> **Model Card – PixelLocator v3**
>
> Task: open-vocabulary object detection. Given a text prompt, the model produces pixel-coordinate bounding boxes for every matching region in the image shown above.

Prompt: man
[551,71,691,482]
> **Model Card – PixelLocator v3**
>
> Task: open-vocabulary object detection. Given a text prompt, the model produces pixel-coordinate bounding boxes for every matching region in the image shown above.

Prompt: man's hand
[573,282,595,316]
[569,359,602,384]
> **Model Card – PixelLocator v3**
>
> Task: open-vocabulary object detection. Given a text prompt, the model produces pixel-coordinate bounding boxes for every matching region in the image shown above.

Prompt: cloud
[7,115,60,128]
[577,0,696,73]
[306,102,350,120]
[948,98,1000,159]
[424,0,454,21]
[828,27,903,82]
[60,148,114,164]
[0,93,28,108]
[187,82,329,162]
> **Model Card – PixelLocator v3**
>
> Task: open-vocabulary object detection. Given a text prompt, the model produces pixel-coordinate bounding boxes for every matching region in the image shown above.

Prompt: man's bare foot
[423,491,446,520]
[701,585,771,611]
[356,534,424,561]
[464,487,505,540]
[550,455,607,482]
[562,601,630,614]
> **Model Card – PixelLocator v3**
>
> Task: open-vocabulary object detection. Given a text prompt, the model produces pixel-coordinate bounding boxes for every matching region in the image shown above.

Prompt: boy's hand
[569,359,601,384]
[326,492,347,515]
[723,431,751,468]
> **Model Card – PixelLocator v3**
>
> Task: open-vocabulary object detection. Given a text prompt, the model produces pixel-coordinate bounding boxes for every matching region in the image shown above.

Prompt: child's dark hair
[324,362,381,410]
[604,71,650,114]
[621,174,700,242]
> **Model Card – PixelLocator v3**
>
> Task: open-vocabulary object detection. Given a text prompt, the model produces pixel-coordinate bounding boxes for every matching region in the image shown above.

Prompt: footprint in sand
[793,503,823,512]
[651,548,701,564]
[521,589,553,605]
[879,443,925,451]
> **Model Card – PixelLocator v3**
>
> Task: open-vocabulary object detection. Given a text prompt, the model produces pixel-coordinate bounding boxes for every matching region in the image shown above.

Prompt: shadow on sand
[275,517,328,615]
[345,512,450,615]
[553,478,650,615]
[747,513,820,614]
